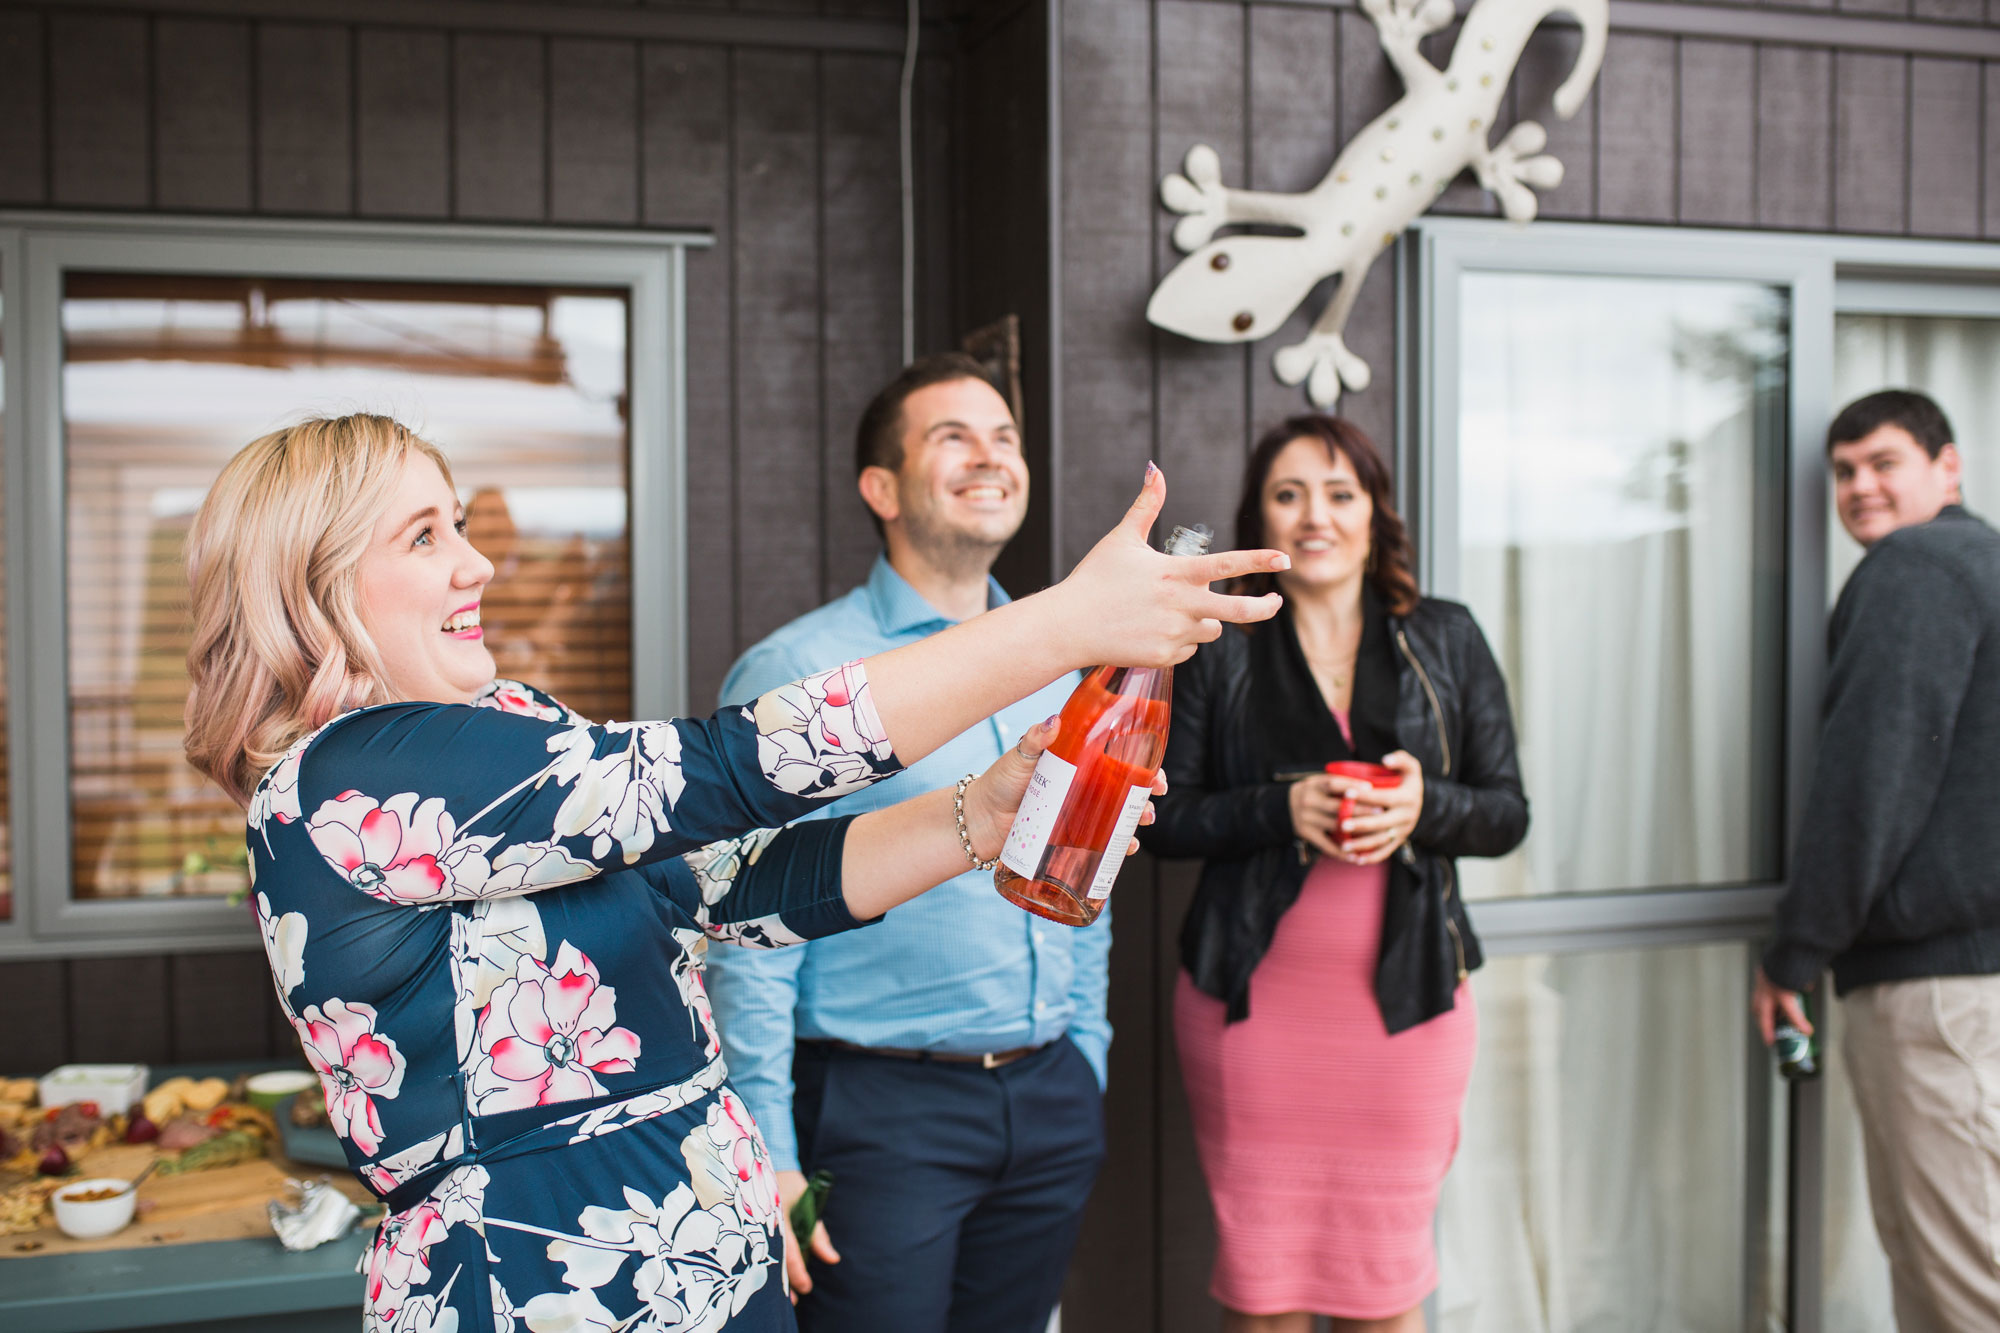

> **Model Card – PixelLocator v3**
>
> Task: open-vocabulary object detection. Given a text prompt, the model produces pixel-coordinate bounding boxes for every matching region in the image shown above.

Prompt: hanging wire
[898,0,920,364]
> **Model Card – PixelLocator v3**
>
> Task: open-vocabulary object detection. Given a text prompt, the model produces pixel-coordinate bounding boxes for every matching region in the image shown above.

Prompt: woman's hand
[1045,464,1288,671]
[1327,751,1425,865]
[1286,775,1346,859]
[960,717,1166,863]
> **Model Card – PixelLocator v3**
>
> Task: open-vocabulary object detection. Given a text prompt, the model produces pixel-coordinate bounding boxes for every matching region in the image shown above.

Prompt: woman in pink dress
[1141,416,1528,1333]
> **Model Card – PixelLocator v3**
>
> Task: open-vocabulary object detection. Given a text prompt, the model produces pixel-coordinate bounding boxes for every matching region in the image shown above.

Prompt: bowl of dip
[52,1177,136,1239]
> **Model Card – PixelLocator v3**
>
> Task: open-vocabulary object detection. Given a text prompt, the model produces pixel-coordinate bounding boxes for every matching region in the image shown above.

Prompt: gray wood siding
[1056,0,2000,1323]
[0,1,919,1079]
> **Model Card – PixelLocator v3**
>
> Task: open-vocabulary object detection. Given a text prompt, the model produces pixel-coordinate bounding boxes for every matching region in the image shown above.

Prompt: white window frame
[0,213,706,959]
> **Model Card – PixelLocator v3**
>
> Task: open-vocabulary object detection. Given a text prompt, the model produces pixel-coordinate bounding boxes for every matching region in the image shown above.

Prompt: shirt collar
[865,554,1010,635]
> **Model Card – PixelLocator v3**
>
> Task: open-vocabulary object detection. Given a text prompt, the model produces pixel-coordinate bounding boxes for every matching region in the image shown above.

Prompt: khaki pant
[1844,974,2000,1332]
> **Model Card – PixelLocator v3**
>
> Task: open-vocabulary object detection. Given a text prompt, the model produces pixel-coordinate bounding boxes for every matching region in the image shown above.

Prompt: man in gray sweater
[1755,388,1999,1330]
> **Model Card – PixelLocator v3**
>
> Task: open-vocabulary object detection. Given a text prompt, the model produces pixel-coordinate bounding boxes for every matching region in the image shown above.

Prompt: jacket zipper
[1395,629,1451,777]
[1396,628,1466,981]
[1441,861,1468,982]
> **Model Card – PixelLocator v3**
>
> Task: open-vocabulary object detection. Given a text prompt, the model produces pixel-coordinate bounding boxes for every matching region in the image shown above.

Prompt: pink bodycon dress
[1174,711,1476,1318]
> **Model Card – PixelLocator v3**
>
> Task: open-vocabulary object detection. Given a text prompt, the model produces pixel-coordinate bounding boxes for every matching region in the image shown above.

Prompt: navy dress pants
[790,1036,1107,1333]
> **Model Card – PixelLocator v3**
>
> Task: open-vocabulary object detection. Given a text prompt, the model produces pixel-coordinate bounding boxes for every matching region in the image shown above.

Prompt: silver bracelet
[954,774,1000,871]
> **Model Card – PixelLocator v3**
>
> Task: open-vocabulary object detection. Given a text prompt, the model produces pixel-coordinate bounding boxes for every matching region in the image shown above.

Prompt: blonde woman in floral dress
[182,415,1284,1333]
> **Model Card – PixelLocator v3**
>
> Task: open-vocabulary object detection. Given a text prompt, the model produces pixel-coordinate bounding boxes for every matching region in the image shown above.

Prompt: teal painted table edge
[0,1231,368,1333]
[0,1062,367,1332]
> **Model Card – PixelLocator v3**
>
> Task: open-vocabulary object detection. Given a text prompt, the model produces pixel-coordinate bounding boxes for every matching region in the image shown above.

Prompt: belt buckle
[981,1051,1002,1069]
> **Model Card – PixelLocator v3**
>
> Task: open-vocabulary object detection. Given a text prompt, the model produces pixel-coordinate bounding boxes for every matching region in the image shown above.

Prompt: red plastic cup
[1325,760,1403,847]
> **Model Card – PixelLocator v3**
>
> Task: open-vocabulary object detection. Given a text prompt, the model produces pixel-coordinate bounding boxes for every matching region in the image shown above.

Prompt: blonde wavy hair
[184,414,455,807]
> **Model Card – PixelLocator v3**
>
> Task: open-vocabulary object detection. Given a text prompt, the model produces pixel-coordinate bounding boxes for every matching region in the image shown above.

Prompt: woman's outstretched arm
[863,466,1286,765]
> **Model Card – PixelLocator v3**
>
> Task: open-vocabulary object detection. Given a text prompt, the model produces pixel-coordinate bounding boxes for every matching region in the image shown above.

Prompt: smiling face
[1262,436,1374,595]
[1830,424,1962,547]
[355,453,497,704]
[864,376,1029,573]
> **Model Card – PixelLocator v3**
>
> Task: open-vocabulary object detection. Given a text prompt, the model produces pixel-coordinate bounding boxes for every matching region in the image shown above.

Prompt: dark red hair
[1230,415,1419,616]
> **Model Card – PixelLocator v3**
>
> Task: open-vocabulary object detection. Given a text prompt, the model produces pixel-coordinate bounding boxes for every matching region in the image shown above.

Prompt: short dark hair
[1827,389,1955,458]
[1231,414,1419,617]
[854,352,1004,478]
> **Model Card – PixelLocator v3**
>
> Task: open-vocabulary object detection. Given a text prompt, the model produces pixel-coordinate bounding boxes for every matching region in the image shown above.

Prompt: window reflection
[61,274,631,901]
[1456,273,1788,898]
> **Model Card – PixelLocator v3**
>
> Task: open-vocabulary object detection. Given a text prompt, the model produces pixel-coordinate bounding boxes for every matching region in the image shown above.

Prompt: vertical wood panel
[1154,0,1247,548]
[0,961,69,1073]
[1337,10,1401,150]
[70,957,171,1066]
[1059,0,1158,1321]
[1908,57,1981,236]
[1341,255,1397,457]
[551,38,640,224]
[1248,4,1337,435]
[155,19,252,212]
[818,53,902,602]
[1153,861,1214,1333]
[732,50,823,649]
[257,24,353,215]
[1834,50,1910,233]
[1597,33,1678,222]
[356,29,450,218]
[642,42,734,707]
[1510,25,1596,219]
[1059,0,1155,573]
[1678,40,1755,226]
[1330,8,1407,443]
[1756,46,1833,229]
[455,34,548,221]
[0,11,45,204]
[1987,64,2000,237]
[50,13,150,208]
[168,951,276,1063]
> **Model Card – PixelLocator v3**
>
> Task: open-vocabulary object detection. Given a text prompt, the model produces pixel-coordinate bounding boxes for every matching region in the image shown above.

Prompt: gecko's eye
[1232,311,1254,332]
[1211,252,1231,271]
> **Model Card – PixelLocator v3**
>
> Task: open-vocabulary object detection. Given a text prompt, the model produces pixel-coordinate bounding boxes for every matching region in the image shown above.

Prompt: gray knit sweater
[1765,506,2000,995]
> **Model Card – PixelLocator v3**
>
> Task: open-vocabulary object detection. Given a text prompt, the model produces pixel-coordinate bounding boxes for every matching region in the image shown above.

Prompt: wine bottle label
[1000,750,1078,880]
[1087,783,1153,900]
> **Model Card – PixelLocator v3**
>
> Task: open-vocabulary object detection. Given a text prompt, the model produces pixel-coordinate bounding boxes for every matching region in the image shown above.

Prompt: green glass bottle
[789,1168,834,1239]
[1774,994,1819,1080]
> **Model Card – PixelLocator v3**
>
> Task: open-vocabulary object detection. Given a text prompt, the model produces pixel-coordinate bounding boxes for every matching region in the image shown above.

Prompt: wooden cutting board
[0,1143,377,1258]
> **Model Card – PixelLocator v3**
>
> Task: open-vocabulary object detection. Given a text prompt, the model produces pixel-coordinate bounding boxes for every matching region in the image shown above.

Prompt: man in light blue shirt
[708,353,1109,1333]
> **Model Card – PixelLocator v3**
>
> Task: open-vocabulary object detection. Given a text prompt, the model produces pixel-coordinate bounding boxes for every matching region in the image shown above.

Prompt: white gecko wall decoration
[1146,0,1609,409]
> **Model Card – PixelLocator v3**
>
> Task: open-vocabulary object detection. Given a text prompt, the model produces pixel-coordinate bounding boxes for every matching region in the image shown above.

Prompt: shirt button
[1034,1003,1050,1018]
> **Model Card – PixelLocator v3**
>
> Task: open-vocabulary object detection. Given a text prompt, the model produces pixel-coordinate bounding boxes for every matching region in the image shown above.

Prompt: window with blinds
[62,274,631,901]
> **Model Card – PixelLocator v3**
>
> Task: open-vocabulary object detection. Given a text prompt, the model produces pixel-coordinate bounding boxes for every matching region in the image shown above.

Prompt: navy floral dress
[244,663,899,1333]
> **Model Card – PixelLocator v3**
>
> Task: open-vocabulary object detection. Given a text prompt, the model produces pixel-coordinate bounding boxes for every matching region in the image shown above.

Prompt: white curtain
[1436,273,1789,1330]
[1437,947,1767,1333]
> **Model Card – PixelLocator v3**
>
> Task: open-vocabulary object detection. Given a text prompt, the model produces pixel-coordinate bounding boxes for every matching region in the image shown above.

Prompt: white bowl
[52,1177,136,1239]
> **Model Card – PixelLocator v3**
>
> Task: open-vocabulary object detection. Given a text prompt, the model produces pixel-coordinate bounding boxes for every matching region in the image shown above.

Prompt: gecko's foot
[1361,0,1456,45]
[1473,121,1565,223]
[1274,331,1372,410]
[1160,144,1234,251]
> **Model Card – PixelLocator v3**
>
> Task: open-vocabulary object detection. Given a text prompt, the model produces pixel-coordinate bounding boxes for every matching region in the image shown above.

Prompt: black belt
[805,1038,1047,1070]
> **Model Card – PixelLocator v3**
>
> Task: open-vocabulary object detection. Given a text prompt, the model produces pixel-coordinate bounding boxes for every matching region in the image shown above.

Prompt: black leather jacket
[1140,598,1528,1033]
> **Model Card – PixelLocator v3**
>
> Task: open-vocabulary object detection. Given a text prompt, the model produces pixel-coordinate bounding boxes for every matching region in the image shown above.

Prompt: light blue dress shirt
[706,555,1110,1172]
